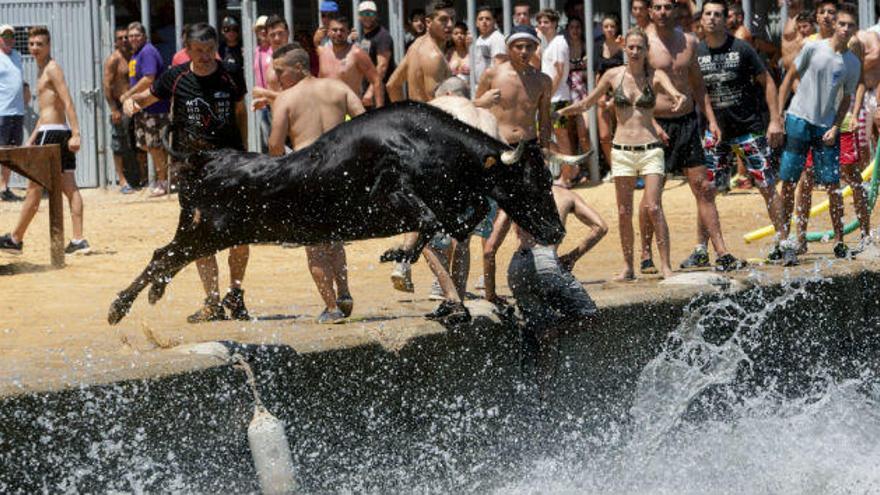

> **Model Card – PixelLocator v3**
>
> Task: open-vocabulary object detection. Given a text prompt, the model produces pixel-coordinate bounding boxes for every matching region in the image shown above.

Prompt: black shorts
[35,129,76,171]
[656,111,704,174]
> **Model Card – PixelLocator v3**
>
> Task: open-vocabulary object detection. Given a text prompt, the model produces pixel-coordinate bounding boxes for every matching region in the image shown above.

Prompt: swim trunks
[134,111,169,150]
[655,111,705,174]
[780,114,840,185]
[507,245,597,329]
[703,131,777,188]
[35,124,76,171]
[110,115,134,155]
[610,142,664,177]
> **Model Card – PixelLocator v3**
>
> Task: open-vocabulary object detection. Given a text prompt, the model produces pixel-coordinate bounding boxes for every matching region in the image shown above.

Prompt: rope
[231,353,264,409]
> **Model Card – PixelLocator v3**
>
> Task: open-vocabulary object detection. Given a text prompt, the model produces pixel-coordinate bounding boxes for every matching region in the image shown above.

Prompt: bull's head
[486,142,565,245]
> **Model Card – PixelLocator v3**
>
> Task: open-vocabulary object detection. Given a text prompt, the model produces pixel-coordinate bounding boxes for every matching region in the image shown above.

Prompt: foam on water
[496,274,880,494]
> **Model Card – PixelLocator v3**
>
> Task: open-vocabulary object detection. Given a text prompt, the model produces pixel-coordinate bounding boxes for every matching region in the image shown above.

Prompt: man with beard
[318,16,384,107]
[103,27,143,193]
[124,23,251,323]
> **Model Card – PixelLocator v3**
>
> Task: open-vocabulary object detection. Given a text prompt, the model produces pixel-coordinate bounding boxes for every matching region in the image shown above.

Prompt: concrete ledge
[1,262,879,492]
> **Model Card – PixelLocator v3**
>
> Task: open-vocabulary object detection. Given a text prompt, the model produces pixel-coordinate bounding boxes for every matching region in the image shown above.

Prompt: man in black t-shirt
[357,1,395,108]
[124,23,252,324]
[692,0,787,262]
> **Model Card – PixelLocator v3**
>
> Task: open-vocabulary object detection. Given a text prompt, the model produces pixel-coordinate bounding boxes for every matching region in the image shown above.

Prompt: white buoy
[248,405,298,495]
[233,353,299,495]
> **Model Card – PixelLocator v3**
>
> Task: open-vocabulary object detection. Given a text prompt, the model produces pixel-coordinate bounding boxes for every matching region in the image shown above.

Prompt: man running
[103,27,143,193]
[697,0,785,256]
[0,27,89,256]
[268,44,364,323]
[384,0,456,305]
[476,24,554,305]
[777,3,861,265]
[318,16,384,107]
[124,23,251,322]
[640,0,745,272]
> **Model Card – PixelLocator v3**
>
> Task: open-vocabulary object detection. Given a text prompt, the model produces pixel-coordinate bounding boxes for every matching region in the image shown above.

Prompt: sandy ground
[0,179,874,395]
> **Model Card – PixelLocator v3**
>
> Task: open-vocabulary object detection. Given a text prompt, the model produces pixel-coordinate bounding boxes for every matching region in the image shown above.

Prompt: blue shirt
[0,50,25,116]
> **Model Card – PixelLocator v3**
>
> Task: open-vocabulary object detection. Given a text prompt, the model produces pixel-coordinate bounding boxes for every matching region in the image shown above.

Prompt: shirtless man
[384,0,457,307]
[103,27,143,193]
[475,24,555,304]
[781,0,809,73]
[640,0,744,272]
[269,44,365,324]
[727,4,752,43]
[0,27,89,255]
[386,0,454,103]
[318,16,384,107]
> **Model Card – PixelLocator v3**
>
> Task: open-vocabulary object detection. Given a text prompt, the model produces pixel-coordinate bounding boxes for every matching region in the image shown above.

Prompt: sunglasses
[360,11,377,17]
[222,27,239,33]
[0,33,14,39]
[115,35,128,40]
[652,4,675,10]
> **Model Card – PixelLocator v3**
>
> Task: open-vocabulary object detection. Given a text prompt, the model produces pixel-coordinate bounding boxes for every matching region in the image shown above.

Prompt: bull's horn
[500,141,525,165]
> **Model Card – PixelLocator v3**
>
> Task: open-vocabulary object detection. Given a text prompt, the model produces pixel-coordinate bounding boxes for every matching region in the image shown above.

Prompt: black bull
[108,101,565,324]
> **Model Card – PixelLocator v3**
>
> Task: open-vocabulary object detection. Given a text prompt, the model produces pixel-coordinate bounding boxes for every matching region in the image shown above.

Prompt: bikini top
[613,71,656,109]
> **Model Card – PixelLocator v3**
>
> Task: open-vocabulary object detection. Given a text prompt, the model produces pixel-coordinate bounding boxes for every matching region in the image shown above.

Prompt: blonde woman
[559,28,684,280]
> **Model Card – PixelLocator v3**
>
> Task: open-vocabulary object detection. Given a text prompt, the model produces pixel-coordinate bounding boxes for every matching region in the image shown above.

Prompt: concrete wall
[1,270,878,492]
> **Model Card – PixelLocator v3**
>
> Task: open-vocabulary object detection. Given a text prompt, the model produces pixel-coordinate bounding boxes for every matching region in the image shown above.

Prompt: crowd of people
[0,0,877,329]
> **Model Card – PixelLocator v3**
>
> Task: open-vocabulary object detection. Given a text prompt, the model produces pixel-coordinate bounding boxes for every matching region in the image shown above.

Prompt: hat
[253,15,268,30]
[222,16,240,29]
[506,24,540,45]
[358,1,378,13]
[320,1,340,13]
[0,25,14,35]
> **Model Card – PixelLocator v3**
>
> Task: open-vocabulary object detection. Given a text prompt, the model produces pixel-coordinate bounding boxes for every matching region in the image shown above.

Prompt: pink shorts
[839,131,860,166]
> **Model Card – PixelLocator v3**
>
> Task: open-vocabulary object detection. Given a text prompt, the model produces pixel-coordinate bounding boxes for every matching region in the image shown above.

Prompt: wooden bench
[0,144,64,267]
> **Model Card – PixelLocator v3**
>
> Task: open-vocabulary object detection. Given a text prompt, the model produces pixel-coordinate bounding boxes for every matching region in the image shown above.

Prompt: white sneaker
[428,279,444,300]
[390,262,414,293]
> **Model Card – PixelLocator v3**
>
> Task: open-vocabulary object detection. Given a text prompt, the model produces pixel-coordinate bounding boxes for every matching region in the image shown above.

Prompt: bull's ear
[484,156,497,169]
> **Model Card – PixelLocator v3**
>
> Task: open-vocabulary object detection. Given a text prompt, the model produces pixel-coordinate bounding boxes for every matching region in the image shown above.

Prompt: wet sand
[1,180,874,396]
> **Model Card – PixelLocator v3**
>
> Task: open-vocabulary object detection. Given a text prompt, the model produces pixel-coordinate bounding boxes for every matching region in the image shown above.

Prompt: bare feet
[660,266,675,279]
[613,270,636,282]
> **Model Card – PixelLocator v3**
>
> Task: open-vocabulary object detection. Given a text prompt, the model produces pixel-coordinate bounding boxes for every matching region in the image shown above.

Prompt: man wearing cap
[357,0,396,108]
[314,1,340,48]
[475,24,553,305]
[0,24,28,201]
[219,16,244,81]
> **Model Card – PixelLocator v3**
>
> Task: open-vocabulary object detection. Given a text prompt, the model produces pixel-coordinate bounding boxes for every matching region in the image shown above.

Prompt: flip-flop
[640,259,659,274]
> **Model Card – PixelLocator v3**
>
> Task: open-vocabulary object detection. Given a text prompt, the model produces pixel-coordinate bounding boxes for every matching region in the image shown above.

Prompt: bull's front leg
[380,188,441,264]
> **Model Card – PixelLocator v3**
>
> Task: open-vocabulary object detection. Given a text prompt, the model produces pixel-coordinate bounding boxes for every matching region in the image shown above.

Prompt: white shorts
[610,145,665,177]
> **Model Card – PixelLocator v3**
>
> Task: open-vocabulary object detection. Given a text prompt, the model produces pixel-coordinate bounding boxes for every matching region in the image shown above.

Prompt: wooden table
[0,145,64,267]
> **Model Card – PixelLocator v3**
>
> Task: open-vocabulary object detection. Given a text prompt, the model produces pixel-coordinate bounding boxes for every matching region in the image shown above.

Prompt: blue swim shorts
[780,114,840,185]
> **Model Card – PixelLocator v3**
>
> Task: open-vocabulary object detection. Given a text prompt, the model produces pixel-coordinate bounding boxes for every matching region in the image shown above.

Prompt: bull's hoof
[425,301,471,325]
[380,248,407,263]
[148,281,168,305]
[108,295,133,325]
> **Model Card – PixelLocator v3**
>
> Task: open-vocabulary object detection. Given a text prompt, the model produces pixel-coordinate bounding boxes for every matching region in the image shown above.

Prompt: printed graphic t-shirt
[150,62,246,153]
[696,35,767,138]
[130,42,170,114]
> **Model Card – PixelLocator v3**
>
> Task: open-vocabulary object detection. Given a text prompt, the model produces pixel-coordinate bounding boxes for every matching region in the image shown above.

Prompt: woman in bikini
[559,28,685,280]
[446,22,470,83]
